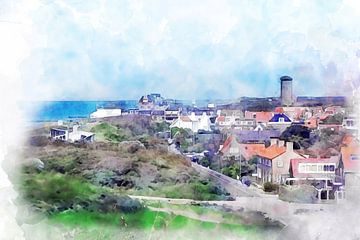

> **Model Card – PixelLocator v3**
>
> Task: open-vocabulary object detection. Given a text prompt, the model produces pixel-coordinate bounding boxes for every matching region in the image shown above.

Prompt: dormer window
[279,117,284,122]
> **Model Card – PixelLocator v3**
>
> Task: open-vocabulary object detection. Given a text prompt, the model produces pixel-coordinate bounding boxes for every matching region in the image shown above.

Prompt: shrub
[29,136,50,147]
[263,182,279,193]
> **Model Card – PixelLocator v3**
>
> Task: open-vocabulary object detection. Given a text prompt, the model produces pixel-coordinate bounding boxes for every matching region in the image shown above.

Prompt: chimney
[270,138,278,146]
[286,142,294,152]
[73,125,79,132]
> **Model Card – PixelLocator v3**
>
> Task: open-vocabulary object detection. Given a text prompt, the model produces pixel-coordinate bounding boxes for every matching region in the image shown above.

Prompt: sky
[1,0,360,100]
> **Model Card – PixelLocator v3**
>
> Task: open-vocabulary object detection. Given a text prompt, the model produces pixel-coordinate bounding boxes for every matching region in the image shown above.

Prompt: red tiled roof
[216,116,225,122]
[219,135,236,154]
[305,117,318,129]
[319,114,330,121]
[245,111,273,123]
[257,145,286,160]
[342,135,355,146]
[239,143,266,161]
[180,116,192,122]
[341,146,360,172]
[274,107,284,113]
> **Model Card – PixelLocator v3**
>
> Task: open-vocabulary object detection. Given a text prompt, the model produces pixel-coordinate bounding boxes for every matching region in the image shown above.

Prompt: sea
[21,100,221,122]
[22,101,138,122]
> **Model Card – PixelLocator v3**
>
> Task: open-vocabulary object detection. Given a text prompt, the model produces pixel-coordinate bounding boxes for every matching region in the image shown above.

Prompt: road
[166,144,335,227]
[129,195,333,226]
[191,162,263,197]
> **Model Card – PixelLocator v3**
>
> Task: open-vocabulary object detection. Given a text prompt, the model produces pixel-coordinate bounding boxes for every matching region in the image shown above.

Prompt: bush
[263,182,279,193]
[29,136,50,147]
[198,157,210,167]
[279,185,318,203]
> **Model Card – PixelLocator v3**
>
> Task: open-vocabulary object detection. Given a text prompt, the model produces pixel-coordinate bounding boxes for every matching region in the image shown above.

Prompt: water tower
[280,76,293,106]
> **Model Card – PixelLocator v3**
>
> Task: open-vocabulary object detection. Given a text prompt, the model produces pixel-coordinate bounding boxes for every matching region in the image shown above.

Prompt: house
[217,109,244,118]
[324,106,345,115]
[170,112,211,133]
[275,107,308,121]
[50,125,95,143]
[187,107,214,116]
[138,109,152,116]
[68,125,95,142]
[304,116,318,129]
[288,156,341,200]
[339,145,360,200]
[317,123,342,132]
[253,122,273,131]
[219,134,266,161]
[151,110,165,121]
[138,93,165,109]
[342,116,357,131]
[228,130,281,143]
[50,126,69,141]
[256,140,304,184]
[244,111,274,124]
[165,105,180,122]
[128,108,139,115]
[90,108,122,118]
[267,113,292,131]
[215,115,255,130]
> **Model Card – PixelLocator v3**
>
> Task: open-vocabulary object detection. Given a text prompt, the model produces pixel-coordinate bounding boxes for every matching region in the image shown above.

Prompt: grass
[125,179,227,201]
[49,209,259,233]
[20,172,101,205]
[90,122,130,143]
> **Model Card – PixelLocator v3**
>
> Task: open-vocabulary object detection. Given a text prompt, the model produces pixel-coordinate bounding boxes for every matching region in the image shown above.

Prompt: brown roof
[179,116,192,122]
[219,135,236,154]
[341,145,360,172]
[216,116,225,122]
[239,143,266,161]
[257,145,286,160]
[245,111,274,123]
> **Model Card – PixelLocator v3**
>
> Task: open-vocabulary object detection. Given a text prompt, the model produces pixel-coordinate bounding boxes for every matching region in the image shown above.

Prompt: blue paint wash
[23,101,138,122]
[21,99,222,122]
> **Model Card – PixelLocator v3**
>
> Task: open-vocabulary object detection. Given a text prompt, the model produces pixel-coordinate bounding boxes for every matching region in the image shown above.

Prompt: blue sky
[6,0,360,100]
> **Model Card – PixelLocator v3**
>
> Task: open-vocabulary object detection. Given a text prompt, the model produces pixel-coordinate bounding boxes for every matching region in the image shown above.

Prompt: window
[350,154,359,161]
[346,120,354,126]
[279,117,284,123]
[300,163,335,173]
[310,165,317,172]
[229,147,239,154]
[277,160,283,168]
[323,164,335,172]
[299,164,306,173]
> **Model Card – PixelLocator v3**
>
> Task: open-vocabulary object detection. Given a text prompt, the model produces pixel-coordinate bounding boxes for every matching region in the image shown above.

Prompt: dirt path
[129,195,334,226]
[147,206,224,224]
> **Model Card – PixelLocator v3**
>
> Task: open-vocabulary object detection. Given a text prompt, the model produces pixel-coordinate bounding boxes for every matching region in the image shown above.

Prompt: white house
[90,108,122,118]
[50,125,95,143]
[170,112,211,133]
[216,116,255,130]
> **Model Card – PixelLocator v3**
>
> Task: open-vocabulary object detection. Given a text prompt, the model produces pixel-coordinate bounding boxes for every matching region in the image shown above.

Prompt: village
[49,75,359,204]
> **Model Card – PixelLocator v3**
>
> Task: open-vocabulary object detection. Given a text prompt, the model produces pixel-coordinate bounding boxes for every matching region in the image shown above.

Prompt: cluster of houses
[216,104,359,201]
[52,81,360,201]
